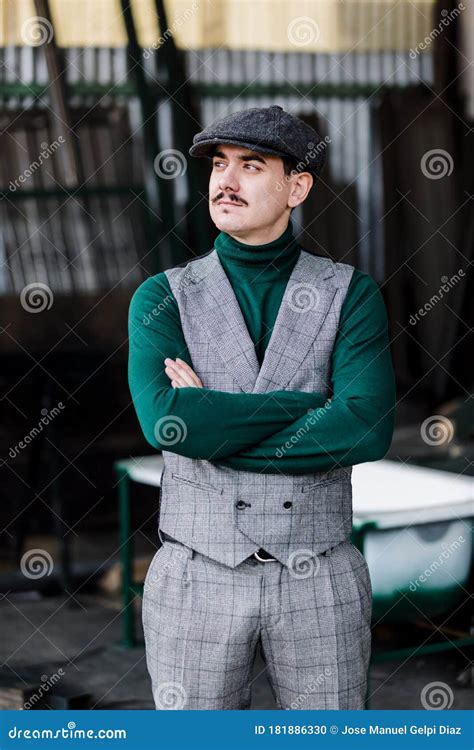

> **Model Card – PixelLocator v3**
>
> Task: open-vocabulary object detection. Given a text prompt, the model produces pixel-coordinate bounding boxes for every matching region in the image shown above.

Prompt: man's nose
[217,164,239,192]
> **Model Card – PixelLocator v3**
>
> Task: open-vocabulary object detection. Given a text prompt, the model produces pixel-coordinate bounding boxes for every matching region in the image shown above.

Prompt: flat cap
[189,105,328,179]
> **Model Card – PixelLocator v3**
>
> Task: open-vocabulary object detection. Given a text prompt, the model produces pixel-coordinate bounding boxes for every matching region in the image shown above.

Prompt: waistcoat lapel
[183,250,260,392]
[252,250,337,393]
[182,248,337,394]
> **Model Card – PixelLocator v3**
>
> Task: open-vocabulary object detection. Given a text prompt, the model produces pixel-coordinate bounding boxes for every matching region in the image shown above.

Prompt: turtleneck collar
[214,218,300,281]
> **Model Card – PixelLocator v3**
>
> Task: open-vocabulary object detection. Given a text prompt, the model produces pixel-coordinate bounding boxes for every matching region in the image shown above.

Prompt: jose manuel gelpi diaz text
[341,725,461,735]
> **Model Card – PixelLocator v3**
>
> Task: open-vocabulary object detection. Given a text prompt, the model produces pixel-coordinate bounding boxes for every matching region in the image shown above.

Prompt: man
[128,105,396,710]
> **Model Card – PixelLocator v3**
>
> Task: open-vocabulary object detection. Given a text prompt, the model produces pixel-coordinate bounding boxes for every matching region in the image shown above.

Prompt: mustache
[212,193,247,206]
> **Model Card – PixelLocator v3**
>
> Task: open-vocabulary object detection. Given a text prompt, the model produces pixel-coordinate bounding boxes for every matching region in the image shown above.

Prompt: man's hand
[164,357,203,388]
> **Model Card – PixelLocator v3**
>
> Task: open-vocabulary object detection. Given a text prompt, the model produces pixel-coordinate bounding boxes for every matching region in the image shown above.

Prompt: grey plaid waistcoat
[159,247,355,568]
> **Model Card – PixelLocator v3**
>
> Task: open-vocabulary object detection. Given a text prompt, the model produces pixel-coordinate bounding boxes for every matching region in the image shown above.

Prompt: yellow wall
[1,0,436,52]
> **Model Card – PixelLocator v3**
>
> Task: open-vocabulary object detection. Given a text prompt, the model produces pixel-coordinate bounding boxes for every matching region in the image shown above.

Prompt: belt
[253,548,278,562]
[159,531,277,562]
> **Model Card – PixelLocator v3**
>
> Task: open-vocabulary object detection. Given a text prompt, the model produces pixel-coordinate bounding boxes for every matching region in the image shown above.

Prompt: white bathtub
[352,460,474,622]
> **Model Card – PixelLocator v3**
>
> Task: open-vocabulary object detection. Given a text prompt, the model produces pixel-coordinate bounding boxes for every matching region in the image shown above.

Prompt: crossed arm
[128,273,326,461]
[217,273,396,473]
[128,270,396,472]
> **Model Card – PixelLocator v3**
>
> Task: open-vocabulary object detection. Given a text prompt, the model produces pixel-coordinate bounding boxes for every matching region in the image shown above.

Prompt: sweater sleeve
[128,273,326,460]
[214,270,396,474]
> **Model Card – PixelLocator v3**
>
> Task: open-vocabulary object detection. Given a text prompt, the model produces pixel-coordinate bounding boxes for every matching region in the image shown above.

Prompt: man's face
[208,144,295,235]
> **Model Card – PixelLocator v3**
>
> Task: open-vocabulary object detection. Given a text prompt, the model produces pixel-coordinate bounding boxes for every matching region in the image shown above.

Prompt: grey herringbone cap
[189,105,327,179]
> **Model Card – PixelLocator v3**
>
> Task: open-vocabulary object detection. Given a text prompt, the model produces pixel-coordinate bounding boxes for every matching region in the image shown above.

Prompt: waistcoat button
[283,501,292,509]
[236,500,246,509]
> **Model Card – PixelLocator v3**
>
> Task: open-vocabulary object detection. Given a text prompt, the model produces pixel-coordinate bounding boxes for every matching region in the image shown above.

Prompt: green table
[114,455,164,648]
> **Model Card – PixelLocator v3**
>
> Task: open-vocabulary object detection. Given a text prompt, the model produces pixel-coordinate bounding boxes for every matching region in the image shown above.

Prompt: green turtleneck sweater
[128,221,396,474]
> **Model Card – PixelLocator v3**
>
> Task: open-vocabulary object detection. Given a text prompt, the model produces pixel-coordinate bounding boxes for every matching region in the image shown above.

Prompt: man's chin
[211,211,249,233]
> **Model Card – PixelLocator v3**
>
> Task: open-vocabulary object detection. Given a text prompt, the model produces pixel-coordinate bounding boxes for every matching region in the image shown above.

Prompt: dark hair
[281,154,300,177]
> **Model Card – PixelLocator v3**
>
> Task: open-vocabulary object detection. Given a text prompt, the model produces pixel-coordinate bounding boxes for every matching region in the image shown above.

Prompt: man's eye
[212,161,259,170]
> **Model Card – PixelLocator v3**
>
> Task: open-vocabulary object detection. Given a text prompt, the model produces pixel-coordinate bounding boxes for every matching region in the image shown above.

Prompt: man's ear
[288,172,314,209]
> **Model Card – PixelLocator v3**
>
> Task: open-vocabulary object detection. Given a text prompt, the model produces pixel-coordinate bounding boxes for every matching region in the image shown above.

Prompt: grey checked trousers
[142,537,372,710]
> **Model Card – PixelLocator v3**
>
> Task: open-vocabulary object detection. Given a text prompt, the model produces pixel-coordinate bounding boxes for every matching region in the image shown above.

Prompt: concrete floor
[0,589,472,710]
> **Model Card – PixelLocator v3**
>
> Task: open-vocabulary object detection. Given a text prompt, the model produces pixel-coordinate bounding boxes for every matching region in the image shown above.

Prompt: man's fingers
[175,357,194,373]
[165,362,195,386]
[165,368,193,387]
[174,358,203,386]
[164,358,203,388]
[165,357,202,387]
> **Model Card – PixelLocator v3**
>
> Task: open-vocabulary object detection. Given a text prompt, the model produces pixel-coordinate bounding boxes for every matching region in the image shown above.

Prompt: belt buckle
[253,549,277,562]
